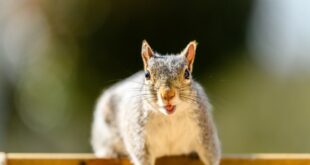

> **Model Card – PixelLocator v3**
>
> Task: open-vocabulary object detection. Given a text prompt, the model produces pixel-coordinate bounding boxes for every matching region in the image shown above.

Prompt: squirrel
[91,40,221,165]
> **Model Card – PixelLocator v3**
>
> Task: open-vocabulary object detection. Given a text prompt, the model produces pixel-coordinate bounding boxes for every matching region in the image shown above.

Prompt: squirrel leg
[196,130,221,165]
[123,122,154,165]
[125,137,154,165]
[196,146,218,165]
[195,117,221,165]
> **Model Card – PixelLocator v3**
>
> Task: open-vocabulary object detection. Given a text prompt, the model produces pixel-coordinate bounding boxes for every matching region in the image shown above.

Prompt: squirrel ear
[182,40,197,71]
[141,40,154,69]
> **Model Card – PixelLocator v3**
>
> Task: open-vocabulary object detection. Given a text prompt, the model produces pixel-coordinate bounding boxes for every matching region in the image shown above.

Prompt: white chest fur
[145,104,200,158]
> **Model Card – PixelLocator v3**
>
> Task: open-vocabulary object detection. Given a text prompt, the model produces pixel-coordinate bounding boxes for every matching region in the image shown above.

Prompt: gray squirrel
[91,41,221,165]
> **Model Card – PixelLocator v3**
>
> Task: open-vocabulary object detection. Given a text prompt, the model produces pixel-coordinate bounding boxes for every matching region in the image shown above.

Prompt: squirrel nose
[160,88,176,101]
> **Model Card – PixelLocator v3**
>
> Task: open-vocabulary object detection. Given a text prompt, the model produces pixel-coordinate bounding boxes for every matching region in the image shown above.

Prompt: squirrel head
[141,40,198,115]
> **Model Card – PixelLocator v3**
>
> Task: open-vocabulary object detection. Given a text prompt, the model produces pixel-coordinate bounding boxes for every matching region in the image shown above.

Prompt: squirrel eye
[184,69,190,79]
[145,71,151,80]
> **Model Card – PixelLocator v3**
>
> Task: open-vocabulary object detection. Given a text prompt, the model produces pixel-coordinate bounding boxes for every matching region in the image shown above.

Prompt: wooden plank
[5,153,310,165]
[222,154,310,165]
[6,154,130,165]
[0,152,6,165]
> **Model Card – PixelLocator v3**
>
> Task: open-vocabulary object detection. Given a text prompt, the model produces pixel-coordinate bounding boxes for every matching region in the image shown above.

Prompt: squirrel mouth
[164,104,176,114]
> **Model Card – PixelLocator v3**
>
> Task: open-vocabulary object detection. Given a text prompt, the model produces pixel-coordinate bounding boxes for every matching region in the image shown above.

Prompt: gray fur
[91,41,221,165]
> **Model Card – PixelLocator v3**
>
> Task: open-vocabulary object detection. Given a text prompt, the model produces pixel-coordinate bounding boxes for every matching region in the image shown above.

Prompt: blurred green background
[1,0,310,153]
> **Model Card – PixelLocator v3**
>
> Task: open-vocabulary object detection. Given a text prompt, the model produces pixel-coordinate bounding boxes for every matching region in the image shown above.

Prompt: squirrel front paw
[94,149,119,158]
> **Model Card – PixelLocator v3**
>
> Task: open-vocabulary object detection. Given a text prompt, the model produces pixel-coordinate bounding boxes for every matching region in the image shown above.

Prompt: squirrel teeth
[164,105,176,114]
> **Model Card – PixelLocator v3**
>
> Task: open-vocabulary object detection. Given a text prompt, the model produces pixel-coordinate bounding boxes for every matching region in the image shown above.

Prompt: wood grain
[3,153,310,165]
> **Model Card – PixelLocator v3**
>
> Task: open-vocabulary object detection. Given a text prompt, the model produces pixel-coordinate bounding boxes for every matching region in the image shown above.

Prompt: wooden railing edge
[0,152,6,165]
[2,153,310,165]
[4,153,310,159]
[224,153,310,159]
